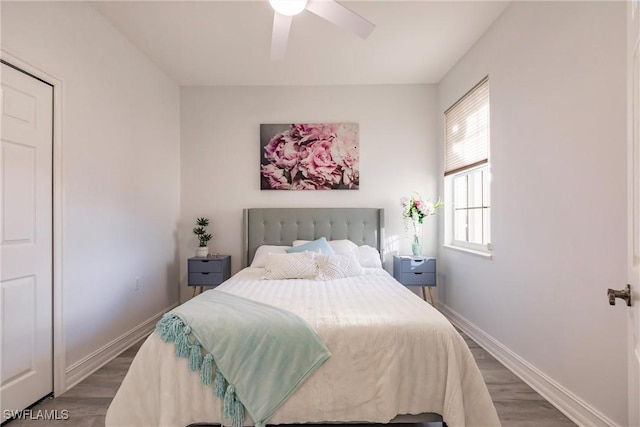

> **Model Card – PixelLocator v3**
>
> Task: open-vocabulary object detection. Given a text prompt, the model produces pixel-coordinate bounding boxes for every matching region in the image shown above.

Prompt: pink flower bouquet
[401,193,443,244]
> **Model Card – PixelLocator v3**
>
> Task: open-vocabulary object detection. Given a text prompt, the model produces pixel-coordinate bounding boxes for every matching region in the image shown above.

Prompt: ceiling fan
[268,0,376,60]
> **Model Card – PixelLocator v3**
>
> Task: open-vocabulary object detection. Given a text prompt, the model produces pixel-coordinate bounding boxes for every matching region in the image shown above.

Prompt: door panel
[0,63,53,419]
[2,141,36,242]
[629,1,640,425]
[1,276,36,383]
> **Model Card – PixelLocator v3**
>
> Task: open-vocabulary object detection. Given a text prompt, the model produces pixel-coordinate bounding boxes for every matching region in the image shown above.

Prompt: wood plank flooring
[459,333,577,427]
[3,331,576,427]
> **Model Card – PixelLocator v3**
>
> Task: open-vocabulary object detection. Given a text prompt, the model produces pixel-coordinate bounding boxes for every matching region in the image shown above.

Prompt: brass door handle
[607,284,632,306]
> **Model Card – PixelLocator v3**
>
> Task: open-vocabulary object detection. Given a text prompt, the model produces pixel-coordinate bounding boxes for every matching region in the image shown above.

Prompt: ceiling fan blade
[271,12,293,61]
[306,0,375,39]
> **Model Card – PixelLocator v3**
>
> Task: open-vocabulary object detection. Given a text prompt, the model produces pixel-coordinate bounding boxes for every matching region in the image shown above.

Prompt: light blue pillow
[286,237,335,255]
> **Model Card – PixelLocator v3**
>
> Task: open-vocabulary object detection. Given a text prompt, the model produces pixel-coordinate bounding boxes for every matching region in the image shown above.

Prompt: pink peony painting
[260,123,360,190]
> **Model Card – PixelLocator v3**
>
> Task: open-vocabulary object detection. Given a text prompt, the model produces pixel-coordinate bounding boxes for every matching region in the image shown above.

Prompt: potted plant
[193,217,212,257]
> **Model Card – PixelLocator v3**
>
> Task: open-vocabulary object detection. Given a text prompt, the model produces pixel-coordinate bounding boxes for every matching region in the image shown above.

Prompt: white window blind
[444,77,489,176]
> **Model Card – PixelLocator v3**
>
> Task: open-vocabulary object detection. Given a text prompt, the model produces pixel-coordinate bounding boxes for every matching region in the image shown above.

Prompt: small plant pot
[196,247,208,258]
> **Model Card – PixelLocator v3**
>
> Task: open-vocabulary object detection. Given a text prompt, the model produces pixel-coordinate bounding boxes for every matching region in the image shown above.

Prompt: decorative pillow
[315,253,364,281]
[293,239,358,257]
[286,237,335,255]
[263,252,318,280]
[358,245,382,268]
[250,245,292,268]
[327,239,359,257]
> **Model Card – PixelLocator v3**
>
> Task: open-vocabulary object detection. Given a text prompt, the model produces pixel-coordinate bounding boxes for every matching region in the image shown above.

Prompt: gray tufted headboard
[242,208,384,267]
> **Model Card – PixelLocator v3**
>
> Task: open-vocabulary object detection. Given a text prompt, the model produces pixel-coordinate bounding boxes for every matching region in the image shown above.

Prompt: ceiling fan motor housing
[269,0,308,16]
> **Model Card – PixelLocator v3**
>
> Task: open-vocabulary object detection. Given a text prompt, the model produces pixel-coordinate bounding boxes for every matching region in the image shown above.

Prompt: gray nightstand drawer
[400,257,435,273]
[188,258,223,273]
[400,272,436,286]
[393,255,437,304]
[188,272,224,286]
[187,256,231,292]
[393,255,437,287]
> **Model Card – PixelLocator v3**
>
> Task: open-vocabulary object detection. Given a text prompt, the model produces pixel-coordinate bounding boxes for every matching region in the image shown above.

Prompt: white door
[0,62,53,417]
[628,2,640,426]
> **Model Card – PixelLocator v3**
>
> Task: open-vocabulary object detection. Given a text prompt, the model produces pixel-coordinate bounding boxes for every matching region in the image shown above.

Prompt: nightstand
[188,255,231,297]
[393,255,436,305]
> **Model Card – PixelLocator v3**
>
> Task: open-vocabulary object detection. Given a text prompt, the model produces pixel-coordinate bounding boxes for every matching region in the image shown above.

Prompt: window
[444,77,491,252]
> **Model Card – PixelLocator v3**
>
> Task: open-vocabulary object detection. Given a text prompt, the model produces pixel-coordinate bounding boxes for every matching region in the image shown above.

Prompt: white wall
[1,1,181,386]
[180,85,438,302]
[437,1,627,424]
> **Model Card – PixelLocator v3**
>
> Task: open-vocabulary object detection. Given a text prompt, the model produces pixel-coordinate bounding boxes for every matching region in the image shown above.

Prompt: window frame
[446,164,491,253]
[443,77,491,255]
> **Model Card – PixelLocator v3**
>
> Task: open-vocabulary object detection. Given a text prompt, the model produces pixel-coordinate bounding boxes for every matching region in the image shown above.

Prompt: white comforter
[106,268,500,427]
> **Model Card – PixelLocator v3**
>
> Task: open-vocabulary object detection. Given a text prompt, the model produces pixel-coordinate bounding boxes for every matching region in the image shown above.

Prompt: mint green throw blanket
[155,290,331,427]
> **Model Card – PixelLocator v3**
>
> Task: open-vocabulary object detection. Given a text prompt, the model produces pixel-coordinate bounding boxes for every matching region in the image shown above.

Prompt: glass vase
[411,221,422,256]
[411,242,422,256]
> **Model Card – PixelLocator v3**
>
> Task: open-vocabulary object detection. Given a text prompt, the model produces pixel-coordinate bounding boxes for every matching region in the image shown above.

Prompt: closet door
[1,62,53,418]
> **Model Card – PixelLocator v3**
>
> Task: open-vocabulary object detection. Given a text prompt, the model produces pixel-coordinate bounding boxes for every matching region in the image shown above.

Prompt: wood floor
[4,331,577,427]
[460,333,577,427]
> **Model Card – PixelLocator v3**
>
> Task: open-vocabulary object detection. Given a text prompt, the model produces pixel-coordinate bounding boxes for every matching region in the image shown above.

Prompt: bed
[105,208,500,427]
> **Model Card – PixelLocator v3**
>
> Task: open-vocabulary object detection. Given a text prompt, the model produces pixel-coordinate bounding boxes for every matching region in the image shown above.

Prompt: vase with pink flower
[401,193,443,256]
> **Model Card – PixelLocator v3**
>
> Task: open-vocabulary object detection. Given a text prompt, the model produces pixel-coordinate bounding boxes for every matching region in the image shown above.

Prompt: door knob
[607,284,632,307]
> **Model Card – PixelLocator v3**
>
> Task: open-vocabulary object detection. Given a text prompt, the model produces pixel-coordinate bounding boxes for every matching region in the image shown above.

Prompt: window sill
[443,244,493,259]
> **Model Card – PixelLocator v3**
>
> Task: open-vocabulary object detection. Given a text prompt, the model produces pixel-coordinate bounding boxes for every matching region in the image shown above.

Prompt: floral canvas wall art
[260,123,359,190]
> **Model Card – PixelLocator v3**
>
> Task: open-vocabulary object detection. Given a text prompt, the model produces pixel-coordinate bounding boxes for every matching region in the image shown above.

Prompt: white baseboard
[65,302,179,391]
[440,304,617,427]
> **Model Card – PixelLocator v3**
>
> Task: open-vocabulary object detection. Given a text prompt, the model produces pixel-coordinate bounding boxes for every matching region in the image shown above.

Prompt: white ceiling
[91,1,509,86]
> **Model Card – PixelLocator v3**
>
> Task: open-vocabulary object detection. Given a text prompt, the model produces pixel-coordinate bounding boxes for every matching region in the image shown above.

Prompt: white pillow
[327,239,359,257]
[293,239,359,257]
[250,245,292,268]
[315,253,364,281]
[358,245,382,268]
[263,252,318,280]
